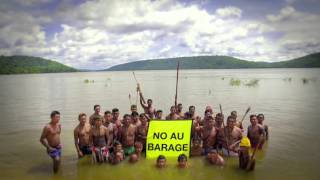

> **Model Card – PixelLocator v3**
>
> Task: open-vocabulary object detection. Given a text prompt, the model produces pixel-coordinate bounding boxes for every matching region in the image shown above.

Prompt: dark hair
[178,103,182,106]
[104,110,111,115]
[250,114,257,119]
[131,112,139,116]
[93,104,100,110]
[112,108,119,113]
[93,116,102,121]
[257,113,264,118]
[131,104,137,108]
[78,113,86,120]
[204,109,211,114]
[178,154,187,162]
[139,113,146,118]
[123,114,130,119]
[231,111,237,115]
[216,113,223,119]
[50,111,60,118]
[114,140,121,146]
[189,105,195,110]
[156,110,162,113]
[157,155,166,162]
[227,115,235,121]
[147,99,152,103]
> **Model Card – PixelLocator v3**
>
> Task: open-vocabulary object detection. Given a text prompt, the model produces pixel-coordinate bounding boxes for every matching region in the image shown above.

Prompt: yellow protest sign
[146,120,192,159]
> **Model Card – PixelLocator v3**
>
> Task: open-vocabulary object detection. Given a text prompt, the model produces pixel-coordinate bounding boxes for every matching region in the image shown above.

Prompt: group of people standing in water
[40,84,269,173]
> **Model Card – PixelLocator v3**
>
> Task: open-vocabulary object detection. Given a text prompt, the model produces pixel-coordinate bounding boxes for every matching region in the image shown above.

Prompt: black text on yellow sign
[146,120,192,159]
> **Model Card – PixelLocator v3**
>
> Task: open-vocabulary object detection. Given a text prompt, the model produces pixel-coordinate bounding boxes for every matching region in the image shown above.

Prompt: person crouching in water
[74,113,91,158]
[129,142,143,163]
[177,154,189,168]
[156,155,167,168]
[110,141,125,165]
[191,137,202,157]
[207,149,224,167]
[238,136,254,170]
[90,116,111,163]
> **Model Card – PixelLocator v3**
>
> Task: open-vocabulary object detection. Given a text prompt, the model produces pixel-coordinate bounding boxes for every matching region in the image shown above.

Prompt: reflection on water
[0,69,320,180]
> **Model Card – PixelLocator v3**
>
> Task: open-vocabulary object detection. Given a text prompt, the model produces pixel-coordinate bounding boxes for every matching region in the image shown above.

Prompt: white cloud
[1,0,319,69]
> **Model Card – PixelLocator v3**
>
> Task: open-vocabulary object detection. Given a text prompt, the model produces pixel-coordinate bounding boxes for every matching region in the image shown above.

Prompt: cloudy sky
[1,0,320,70]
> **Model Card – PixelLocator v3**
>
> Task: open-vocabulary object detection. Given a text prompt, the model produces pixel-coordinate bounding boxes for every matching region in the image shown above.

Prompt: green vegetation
[230,78,241,86]
[0,56,78,74]
[106,52,320,71]
[84,79,94,83]
[245,79,259,87]
[283,77,292,82]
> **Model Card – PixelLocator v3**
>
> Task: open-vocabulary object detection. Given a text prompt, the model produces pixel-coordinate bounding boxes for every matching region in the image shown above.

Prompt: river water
[0,69,319,180]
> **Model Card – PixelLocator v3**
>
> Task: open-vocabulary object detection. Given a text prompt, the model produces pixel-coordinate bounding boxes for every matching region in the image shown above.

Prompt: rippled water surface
[0,69,319,180]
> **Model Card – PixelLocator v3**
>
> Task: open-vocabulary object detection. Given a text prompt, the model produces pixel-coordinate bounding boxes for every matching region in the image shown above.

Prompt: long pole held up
[219,104,230,156]
[174,61,180,108]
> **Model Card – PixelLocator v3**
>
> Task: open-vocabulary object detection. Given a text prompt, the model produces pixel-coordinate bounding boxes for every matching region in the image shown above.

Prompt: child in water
[156,155,167,168]
[129,142,143,163]
[207,150,224,167]
[190,138,202,157]
[110,141,124,165]
[177,154,189,168]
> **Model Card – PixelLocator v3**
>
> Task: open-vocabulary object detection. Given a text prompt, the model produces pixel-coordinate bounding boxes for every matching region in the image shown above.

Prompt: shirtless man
[74,113,91,158]
[166,106,181,120]
[103,111,115,146]
[176,103,184,119]
[131,112,141,128]
[112,108,122,141]
[201,116,217,155]
[247,115,265,149]
[119,114,136,155]
[136,113,149,150]
[155,110,164,120]
[90,116,111,163]
[216,116,242,156]
[231,111,243,129]
[89,105,103,126]
[137,84,156,119]
[184,105,196,120]
[40,111,62,173]
[257,114,269,141]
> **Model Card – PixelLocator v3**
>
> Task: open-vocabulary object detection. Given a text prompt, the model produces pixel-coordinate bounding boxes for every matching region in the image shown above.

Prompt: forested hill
[107,53,320,71]
[0,56,78,74]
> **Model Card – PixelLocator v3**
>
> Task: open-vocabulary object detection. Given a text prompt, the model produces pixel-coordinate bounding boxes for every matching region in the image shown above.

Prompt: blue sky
[0,0,319,70]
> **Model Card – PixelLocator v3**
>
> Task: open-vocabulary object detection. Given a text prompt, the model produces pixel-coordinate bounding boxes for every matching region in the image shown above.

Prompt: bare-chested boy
[184,105,196,120]
[218,116,242,156]
[119,114,136,156]
[74,113,91,158]
[137,84,156,119]
[40,111,62,173]
[131,111,141,128]
[90,116,111,163]
[103,111,115,145]
[257,114,269,141]
[155,110,164,120]
[166,105,181,120]
[112,108,122,141]
[247,114,265,149]
[231,111,243,129]
[136,113,149,150]
[201,116,217,155]
[89,105,103,126]
[177,103,184,119]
